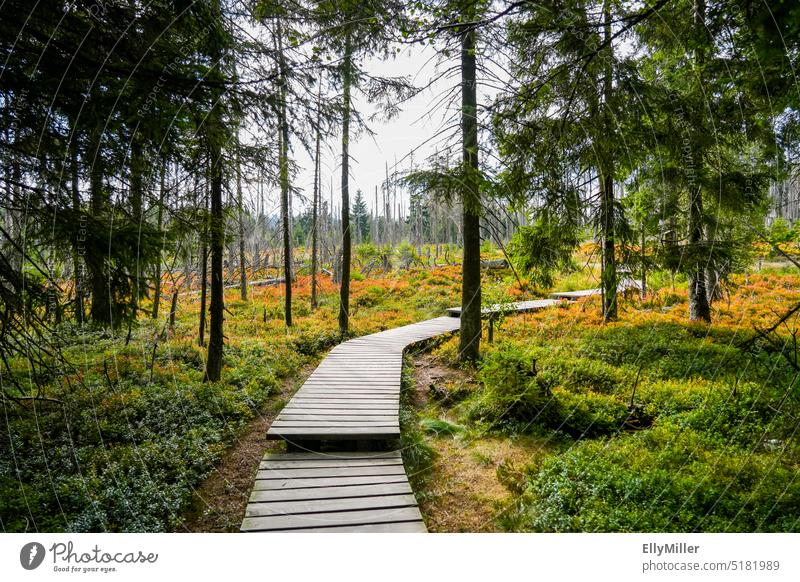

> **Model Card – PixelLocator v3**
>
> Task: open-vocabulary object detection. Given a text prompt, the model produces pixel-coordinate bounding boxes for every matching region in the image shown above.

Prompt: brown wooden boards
[549,278,641,301]
[245,316,462,531]
[549,289,601,300]
[241,452,426,533]
[245,303,579,532]
[446,298,561,317]
[266,316,460,443]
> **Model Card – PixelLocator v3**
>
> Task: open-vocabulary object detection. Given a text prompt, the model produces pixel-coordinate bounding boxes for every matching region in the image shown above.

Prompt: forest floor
[409,354,553,532]
[3,247,798,532]
[181,361,317,532]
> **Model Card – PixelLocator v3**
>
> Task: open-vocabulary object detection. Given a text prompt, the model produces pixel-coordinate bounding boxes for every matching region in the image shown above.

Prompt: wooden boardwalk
[243,297,570,532]
[241,451,426,532]
[446,298,560,317]
[549,288,600,300]
[266,316,460,444]
[243,316,460,533]
[550,278,642,301]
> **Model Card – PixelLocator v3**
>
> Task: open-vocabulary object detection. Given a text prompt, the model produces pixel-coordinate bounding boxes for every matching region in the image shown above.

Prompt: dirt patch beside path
[409,353,551,532]
[180,362,317,532]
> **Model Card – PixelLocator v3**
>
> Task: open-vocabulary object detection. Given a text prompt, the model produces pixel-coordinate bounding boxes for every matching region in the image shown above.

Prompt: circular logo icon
[20,542,46,570]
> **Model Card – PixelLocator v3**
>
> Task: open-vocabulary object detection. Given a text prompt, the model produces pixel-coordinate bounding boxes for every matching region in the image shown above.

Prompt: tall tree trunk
[688,0,711,323]
[600,172,617,320]
[70,140,84,324]
[338,35,353,336]
[130,133,145,309]
[311,82,322,311]
[600,0,617,322]
[277,21,292,327]
[236,141,247,301]
[385,162,391,245]
[640,225,647,300]
[203,0,226,382]
[130,133,144,223]
[458,20,481,363]
[688,185,710,321]
[205,149,225,381]
[88,132,110,326]
[199,183,208,347]
[152,159,166,319]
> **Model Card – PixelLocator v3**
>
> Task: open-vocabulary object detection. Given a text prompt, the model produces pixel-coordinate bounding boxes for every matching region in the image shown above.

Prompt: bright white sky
[294,43,455,217]
[246,41,497,219]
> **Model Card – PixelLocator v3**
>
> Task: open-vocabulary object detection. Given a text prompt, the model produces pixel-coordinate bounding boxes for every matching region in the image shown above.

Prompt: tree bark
[640,225,647,300]
[338,35,353,336]
[203,0,225,382]
[199,184,208,347]
[688,0,711,323]
[205,153,224,380]
[600,0,617,322]
[88,131,110,326]
[130,133,144,224]
[236,141,247,302]
[600,172,617,320]
[311,82,322,311]
[277,21,292,327]
[458,21,481,363]
[70,141,84,324]
[152,159,166,319]
[688,185,711,321]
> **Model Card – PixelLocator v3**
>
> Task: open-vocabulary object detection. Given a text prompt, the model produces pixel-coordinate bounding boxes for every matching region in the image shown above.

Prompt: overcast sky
[244,41,488,218]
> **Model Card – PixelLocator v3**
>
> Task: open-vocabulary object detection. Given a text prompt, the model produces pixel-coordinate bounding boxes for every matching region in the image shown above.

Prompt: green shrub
[292,330,340,357]
[554,388,630,438]
[468,347,630,437]
[499,424,800,532]
[544,356,628,394]
[468,348,559,426]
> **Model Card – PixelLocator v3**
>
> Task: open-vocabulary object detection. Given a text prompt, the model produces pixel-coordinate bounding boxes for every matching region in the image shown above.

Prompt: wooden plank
[549,289,600,299]
[295,388,399,394]
[294,391,399,397]
[280,412,397,418]
[242,311,491,532]
[277,415,397,422]
[251,474,409,490]
[281,410,397,416]
[240,506,425,531]
[313,363,402,367]
[293,391,399,396]
[447,299,560,316]
[282,404,397,411]
[299,385,400,390]
[299,384,399,388]
[245,493,418,517]
[261,451,401,461]
[315,358,402,362]
[290,397,398,402]
[289,399,398,404]
[248,482,412,503]
[259,458,403,470]
[255,465,407,479]
[267,427,400,438]
[303,380,400,385]
[270,421,399,429]
[288,399,398,405]
[297,389,400,394]
[275,521,426,533]
[270,425,399,432]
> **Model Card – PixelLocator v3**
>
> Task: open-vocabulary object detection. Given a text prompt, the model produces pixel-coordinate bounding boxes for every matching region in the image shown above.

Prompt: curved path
[241,303,563,532]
